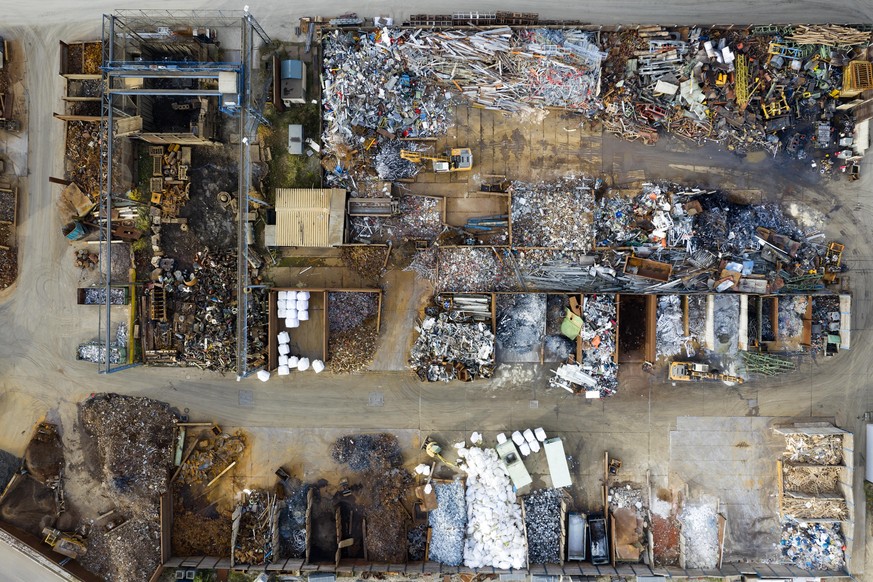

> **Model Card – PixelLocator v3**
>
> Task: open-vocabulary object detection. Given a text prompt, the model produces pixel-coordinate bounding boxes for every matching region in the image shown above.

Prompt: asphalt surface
[2,2,873,578]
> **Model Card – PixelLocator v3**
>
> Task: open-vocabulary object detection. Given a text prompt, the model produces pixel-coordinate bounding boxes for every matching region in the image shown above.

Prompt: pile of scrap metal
[550,295,618,397]
[409,311,495,382]
[602,25,870,175]
[140,250,239,371]
[232,489,278,566]
[511,183,844,295]
[145,144,191,255]
[320,26,605,193]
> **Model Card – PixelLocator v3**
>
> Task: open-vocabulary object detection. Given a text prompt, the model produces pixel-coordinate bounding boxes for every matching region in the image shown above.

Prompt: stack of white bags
[277,291,310,328]
[460,446,527,569]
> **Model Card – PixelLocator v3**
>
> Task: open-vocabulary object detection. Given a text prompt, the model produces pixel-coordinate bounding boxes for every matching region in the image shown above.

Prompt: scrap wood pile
[783,433,843,465]
[522,488,563,564]
[77,394,177,582]
[331,434,411,562]
[781,518,845,571]
[782,496,848,520]
[409,311,495,382]
[783,464,841,496]
[178,430,247,486]
[232,489,277,566]
[510,177,595,249]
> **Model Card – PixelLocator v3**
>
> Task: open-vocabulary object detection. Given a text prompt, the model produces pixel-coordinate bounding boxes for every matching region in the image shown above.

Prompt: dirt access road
[1,1,873,577]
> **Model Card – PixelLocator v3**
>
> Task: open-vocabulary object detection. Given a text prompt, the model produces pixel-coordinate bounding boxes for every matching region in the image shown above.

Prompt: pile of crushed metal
[434,183,842,296]
[327,291,380,374]
[409,311,495,382]
[77,394,178,582]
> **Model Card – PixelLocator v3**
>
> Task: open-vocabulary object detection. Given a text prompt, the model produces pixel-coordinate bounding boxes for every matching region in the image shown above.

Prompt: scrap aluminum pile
[522,488,563,564]
[460,446,527,569]
[428,480,466,566]
[81,287,127,305]
[581,295,618,396]
[437,247,512,292]
[656,295,688,358]
[781,518,845,571]
[409,311,495,381]
[349,195,443,244]
[77,323,127,364]
[511,177,595,249]
[322,29,453,149]
[602,25,869,171]
[402,28,605,113]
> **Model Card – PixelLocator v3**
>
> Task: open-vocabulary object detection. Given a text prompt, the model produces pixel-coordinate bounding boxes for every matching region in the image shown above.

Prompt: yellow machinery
[400,148,473,172]
[735,54,750,108]
[761,92,790,120]
[43,528,87,559]
[421,436,456,467]
[669,361,744,384]
[822,242,844,284]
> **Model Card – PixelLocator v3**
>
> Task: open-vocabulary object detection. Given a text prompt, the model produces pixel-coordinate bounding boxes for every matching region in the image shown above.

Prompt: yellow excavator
[669,361,744,384]
[400,148,473,172]
[43,528,87,559]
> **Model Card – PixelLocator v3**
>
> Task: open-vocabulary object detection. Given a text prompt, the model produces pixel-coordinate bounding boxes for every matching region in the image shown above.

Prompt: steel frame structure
[97,10,270,374]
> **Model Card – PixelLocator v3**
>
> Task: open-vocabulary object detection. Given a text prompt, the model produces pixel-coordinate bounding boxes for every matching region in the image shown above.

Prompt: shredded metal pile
[407,523,427,561]
[328,292,379,334]
[511,178,595,249]
[779,295,809,340]
[437,247,510,292]
[522,488,563,564]
[409,312,495,382]
[781,518,845,571]
[331,434,403,472]
[427,480,466,565]
[581,295,618,396]
[328,325,378,374]
[277,479,308,559]
[78,394,177,582]
[79,394,176,499]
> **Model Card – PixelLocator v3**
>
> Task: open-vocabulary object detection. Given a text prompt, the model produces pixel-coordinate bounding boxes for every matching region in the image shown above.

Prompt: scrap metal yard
[2,3,873,582]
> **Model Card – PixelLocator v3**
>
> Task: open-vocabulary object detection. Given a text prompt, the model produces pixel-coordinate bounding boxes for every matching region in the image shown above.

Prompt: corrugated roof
[275,188,345,247]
